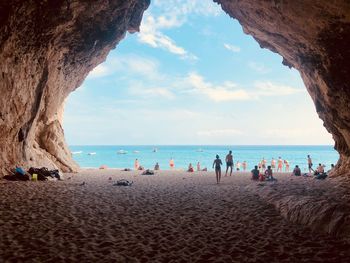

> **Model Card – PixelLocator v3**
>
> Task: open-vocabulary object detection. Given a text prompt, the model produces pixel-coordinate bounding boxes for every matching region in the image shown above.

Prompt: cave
[1,1,349,177]
[1,0,350,260]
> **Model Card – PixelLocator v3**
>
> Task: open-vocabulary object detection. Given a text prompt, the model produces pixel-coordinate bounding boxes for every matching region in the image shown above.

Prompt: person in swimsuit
[134,159,139,170]
[225,150,234,176]
[242,161,247,171]
[307,155,313,173]
[271,158,276,172]
[284,160,290,172]
[277,157,283,172]
[213,154,223,184]
[261,157,267,171]
[197,162,201,171]
[169,158,175,169]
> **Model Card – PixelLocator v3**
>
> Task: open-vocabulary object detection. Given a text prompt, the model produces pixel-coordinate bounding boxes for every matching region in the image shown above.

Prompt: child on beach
[169,158,175,169]
[242,161,247,171]
[188,163,194,172]
[213,155,223,184]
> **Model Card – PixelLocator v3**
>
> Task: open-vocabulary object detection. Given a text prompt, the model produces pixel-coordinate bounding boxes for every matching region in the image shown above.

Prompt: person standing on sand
[307,155,313,173]
[261,157,267,171]
[169,158,175,169]
[213,155,223,184]
[242,161,247,171]
[197,162,201,171]
[284,160,290,172]
[277,157,283,172]
[154,162,160,170]
[225,150,234,176]
[134,159,139,170]
[271,158,276,172]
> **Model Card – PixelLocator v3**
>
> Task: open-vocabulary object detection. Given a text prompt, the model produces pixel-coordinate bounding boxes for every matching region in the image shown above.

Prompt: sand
[1,169,350,262]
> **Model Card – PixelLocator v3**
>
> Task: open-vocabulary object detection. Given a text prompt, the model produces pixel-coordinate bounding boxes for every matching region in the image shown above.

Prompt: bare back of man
[225,150,234,176]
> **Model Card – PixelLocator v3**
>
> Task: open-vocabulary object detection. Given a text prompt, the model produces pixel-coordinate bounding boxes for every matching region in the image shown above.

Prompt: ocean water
[69,145,339,172]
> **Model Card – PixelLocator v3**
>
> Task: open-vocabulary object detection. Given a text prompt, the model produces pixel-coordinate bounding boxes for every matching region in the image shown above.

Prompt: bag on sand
[113,179,133,186]
[142,169,154,175]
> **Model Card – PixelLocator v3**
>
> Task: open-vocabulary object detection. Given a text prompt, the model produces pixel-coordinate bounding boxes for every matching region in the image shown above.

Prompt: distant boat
[88,152,96,155]
[196,148,204,152]
[153,148,158,152]
[117,150,128,154]
[133,150,140,153]
[72,151,82,155]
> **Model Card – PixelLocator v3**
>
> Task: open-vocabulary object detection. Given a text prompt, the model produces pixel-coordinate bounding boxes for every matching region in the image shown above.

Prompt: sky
[63,0,334,146]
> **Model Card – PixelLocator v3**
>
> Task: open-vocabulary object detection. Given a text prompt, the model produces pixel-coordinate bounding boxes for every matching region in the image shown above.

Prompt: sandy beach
[1,169,350,262]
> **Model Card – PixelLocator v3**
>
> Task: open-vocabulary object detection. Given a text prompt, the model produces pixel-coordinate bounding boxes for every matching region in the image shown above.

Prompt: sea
[69,145,339,172]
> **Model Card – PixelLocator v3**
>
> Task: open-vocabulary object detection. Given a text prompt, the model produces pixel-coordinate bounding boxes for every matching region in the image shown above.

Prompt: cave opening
[63,0,338,171]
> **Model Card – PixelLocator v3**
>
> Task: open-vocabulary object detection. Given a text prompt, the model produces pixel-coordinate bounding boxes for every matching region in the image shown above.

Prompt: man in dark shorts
[225,150,234,176]
[307,155,313,173]
[251,165,259,181]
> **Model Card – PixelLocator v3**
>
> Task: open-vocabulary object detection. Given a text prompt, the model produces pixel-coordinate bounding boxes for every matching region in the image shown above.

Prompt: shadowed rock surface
[0,0,150,173]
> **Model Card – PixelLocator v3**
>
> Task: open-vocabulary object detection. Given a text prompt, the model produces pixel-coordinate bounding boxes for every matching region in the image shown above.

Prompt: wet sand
[1,169,350,262]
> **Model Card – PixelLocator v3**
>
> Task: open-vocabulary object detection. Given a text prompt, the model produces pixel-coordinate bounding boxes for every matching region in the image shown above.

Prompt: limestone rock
[0,0,150,173]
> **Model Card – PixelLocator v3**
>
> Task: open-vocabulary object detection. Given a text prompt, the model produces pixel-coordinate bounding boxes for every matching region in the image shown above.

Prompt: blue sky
[63,0,333,145]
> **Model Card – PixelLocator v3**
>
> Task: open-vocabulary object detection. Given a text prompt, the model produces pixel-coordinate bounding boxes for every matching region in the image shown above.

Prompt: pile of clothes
[3,166,61,181]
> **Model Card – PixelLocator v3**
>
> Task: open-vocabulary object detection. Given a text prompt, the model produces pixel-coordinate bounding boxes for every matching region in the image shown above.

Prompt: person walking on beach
[225,150,234,176]
[277,157,283,172]
[170,158,175,169]
[307,155,313,173]
[213,155,223,184]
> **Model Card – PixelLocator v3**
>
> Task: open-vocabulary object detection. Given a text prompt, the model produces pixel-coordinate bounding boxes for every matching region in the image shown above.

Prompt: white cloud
[138,0,220,60]
[87,54,162,81]
[139,15,197,60]
[184,73,304,102]
[186,73,252,102]
[197,129,243,136]
[129,86,175,100]
[254,81,304,96]
[224,43,241,53]
[248,62,270,74]
[89,64,110,78]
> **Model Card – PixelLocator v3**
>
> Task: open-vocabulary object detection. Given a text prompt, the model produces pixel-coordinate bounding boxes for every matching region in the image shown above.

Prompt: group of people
[134,153,334,184]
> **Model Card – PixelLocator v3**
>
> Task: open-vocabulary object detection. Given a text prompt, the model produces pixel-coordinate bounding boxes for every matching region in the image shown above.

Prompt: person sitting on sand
[314,163,324,175]
[169,158,175,169]
[138,166,144,171]
[202,167,208,171]
[225,150,234,176]
[154,162,160,170]
[251,165,259,181]
[188,163,194,172]
[236,161,241,171]
[292,165,301,176]
[213,155,223,184]
[134,159,139,170]
[242,161,247,171]
[327,164,335,173]
[264,165,275,181]
[197,162,201,171]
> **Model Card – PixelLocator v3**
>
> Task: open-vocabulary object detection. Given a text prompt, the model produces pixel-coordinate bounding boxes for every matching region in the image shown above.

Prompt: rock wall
[215,0,350,177]
[1,0,350,177]
[0,0,150,173]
